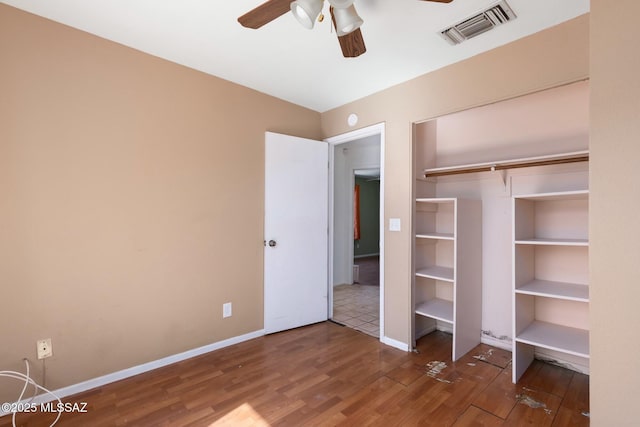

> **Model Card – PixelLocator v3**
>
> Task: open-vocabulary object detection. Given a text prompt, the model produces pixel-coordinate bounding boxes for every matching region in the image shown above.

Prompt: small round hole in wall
[347,113,358,127]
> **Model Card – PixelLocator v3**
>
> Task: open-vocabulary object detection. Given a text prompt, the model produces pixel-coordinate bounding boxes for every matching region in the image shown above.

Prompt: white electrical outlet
[37,338,52,359]
[223,302,232,318]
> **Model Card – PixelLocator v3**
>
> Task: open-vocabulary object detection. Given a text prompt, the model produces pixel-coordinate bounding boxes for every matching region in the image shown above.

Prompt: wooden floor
[2,322,589,426]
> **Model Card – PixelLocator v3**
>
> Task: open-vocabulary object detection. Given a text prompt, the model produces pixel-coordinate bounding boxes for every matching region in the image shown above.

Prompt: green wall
[354,177,380,257]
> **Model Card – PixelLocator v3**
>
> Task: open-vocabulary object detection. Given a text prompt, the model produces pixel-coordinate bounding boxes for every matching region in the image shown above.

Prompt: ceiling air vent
[440,0,517,45]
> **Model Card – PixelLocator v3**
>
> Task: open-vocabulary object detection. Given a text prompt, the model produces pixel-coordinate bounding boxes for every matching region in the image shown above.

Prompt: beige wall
[0,4,320,401]
[590,1,640,425]
[321,15,589,347]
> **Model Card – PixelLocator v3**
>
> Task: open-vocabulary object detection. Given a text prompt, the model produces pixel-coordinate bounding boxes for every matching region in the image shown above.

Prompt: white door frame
[326,122,385,340]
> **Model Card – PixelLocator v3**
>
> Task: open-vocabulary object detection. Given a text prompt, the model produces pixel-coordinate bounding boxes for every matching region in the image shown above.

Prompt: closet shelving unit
[512,190,590,382]
[413,197,482,361]
[413,144,589,364]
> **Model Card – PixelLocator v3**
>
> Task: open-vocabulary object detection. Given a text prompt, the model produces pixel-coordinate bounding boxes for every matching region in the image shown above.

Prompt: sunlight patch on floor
[210,402,270,426]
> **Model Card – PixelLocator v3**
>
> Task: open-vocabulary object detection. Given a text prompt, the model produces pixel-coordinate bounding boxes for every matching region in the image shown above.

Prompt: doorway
[326,123,384,339]
[335,169,380,336]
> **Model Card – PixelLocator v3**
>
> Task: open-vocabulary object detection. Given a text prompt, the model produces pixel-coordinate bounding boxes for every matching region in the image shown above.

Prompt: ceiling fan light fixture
[291,0,325,29]
[333,4,363,36]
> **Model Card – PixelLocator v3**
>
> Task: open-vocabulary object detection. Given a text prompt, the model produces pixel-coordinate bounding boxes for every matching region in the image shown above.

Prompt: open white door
[264,132,328,334]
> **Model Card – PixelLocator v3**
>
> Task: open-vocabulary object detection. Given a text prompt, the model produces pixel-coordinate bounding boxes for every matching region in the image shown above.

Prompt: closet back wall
[354,177,380,258]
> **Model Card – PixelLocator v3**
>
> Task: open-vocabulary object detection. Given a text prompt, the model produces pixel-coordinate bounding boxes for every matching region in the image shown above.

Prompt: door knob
[268,240,277,247]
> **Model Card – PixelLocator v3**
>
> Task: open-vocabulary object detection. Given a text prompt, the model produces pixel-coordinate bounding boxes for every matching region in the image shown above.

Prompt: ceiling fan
[238,0,453,58]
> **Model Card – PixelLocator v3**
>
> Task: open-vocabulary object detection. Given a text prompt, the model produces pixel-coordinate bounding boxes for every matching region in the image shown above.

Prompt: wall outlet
[37,338,52,359]
[223,302,232,318]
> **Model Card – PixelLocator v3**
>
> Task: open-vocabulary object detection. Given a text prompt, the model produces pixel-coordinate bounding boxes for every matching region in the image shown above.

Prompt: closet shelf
[515,321,589,358]
[515,279,589,302]
[515,238,588,246]
[415,299,453,323]
[424,150,589,179]
[415,266,454,282]
[416,232,455,240]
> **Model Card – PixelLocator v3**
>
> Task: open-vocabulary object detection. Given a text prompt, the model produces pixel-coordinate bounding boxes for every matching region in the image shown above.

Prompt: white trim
[327,143,336,318]
[348,171,356,283]
[325,123,386,340]
[325,123,386,145]
[415,324,437,340]
[535,349,589,375]
[354,253,380,259]
[381,335,410,352]
[481,335,513,352]
[379,126,386,342]
[1,329,264,416]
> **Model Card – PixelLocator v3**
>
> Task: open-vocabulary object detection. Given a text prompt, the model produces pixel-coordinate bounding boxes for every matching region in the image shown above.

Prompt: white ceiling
[1,0,589,112]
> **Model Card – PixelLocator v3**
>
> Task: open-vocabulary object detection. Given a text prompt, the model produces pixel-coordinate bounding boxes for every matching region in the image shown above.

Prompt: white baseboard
[380,335,410,351]
[354,253,380,259]
[480,335,513,351]
[478,337,588,375]
[535,348,589,375]
[437,323,453,335]
[415,324,437,340]
[1,329,265,417]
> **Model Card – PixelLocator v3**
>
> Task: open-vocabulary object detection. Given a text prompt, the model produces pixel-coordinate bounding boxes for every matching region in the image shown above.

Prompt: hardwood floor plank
[339,376,405,417]
[385,360,425,386]
[553,371,590,426]
[518,360,575,397]
[468,344,512,369]
[559,371,590,412]
[453,405,505,426]
[164,369,225,394]
[503,387,563,426]
[551,406,590,427]
[162,406,215,427]
[472,366,519,419]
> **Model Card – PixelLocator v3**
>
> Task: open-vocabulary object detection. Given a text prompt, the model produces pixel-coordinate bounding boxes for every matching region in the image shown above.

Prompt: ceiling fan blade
[420,0,453,3]
[330,7,366,58]
[238,0,293,29]
[337,29,366,58]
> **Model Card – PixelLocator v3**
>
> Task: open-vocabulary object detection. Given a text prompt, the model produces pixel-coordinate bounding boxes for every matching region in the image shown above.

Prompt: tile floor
[332,284,380,338]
